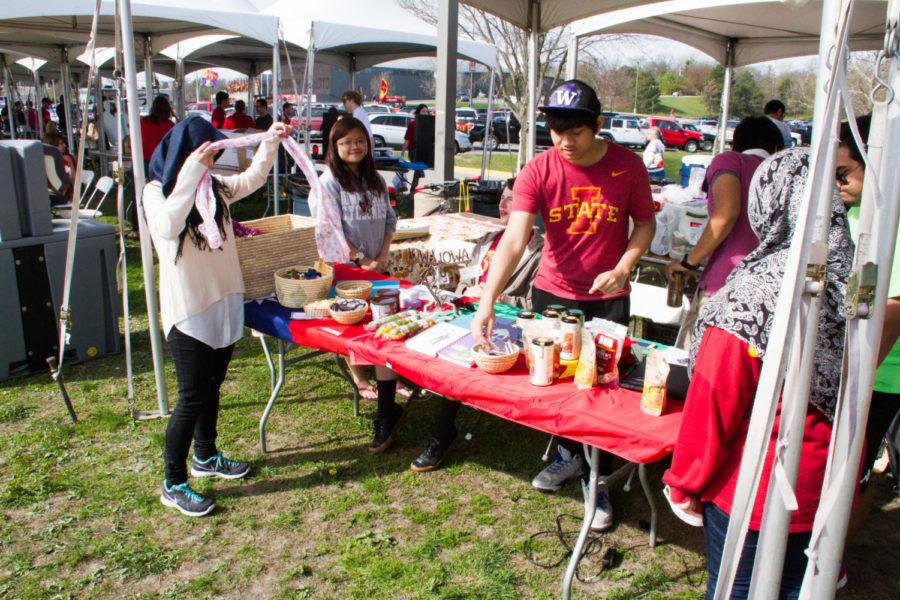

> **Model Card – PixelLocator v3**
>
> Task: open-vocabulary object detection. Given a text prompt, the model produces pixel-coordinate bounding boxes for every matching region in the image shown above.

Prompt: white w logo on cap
[552,89,579,106]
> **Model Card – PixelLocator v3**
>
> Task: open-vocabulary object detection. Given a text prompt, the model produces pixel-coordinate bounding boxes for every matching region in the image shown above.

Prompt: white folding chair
[79,169,95,195]
[81,175,114,216]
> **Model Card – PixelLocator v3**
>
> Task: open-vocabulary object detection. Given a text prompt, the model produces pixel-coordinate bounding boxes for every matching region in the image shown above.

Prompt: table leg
[562,445,599,600]
[258,339,286,453]
[638,463,658,548]
[253,329,276,392]
[334,355,361,417]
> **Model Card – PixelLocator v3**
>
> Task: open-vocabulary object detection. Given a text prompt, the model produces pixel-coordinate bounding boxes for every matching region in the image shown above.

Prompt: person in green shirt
[837,116,900,499]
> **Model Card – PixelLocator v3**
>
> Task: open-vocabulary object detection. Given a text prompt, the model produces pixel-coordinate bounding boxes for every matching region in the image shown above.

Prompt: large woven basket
[236,214,319,299]
[274,261,333,308]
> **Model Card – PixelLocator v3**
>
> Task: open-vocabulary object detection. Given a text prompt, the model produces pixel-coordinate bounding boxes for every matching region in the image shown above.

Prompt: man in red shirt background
[471,79,655,531]
[223,100,254,130]
[211,91,229,129]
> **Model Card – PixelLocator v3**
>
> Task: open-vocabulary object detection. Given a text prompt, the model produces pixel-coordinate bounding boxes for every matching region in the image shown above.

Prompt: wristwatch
[353,250,365,264]
[681,255,700,271]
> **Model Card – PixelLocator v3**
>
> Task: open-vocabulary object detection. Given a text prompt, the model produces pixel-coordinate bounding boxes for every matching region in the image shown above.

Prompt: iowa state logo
[547,187,620,235]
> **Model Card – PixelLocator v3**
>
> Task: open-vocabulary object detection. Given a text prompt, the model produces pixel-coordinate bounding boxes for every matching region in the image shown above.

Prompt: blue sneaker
[160,481,215,517]
[190,452,250,480]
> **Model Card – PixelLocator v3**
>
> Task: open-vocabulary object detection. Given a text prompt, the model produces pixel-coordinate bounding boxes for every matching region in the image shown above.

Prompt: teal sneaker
[190,452,250,480]
[160,481,215,517]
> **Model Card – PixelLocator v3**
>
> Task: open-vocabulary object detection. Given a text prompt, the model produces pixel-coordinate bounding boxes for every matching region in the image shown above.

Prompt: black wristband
[681,255,700,271]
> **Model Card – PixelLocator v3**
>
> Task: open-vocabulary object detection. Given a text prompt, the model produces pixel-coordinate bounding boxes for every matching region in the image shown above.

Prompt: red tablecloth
[253,264,683,465]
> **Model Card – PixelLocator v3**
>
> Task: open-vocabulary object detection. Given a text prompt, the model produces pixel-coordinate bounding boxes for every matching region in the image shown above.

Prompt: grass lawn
[2,193,898,599]
[656,96,708,119]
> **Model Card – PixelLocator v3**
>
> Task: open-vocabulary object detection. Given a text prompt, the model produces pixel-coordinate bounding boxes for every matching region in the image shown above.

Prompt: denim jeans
[703,502,811,600]
[164,327,235,484]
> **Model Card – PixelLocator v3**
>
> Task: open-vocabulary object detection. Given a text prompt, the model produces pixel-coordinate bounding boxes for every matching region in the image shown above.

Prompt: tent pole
[33,62,44,139]
[96,70,108,176]
[60,48,75,152]
[479,67,495,181]
[248,61,257,118]
[174,49,185,120]
[305,25,314,157]
[348,54,357,91]
[565,35,578,80]
[525,0,539,161]
[435,0,458,181]
[716,39,735,154]
[272,40,280,215]
[1,55,16,140]
[118,0,169,416]
[143,35,154,104]
[806,4,900,596]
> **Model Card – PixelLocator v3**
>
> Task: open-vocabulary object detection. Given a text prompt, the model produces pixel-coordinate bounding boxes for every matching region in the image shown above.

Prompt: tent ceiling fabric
[571,0,888,67]
[458,0,649,32]
[0,1,279,60]
[309,21,497,69]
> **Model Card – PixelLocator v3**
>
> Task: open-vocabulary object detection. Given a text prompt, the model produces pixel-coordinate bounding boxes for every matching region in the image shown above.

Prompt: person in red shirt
[662,148,852,599]
[211,91,229,129]
[471,80,656,531]
[222,100,255,130]
[140,96,175,168]
[402,103,429,160]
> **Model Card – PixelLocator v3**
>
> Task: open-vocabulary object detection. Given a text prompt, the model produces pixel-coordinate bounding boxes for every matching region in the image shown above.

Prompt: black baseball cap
[539,79,602,116]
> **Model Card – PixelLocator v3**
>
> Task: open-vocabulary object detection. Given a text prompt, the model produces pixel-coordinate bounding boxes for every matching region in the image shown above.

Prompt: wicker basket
[236,214,319,299]
[274,262,333,308]
[302,300,332,319]
[329,301,369,325]
[335,280,373,300]
[471,343,520,374]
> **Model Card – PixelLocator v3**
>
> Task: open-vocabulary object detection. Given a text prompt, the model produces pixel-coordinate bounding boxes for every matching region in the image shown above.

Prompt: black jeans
[532,286,631,479]
[164,327,235,485]
[860,390,900,493]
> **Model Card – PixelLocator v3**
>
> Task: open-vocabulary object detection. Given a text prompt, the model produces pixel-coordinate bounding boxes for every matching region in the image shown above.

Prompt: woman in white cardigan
[143,116,292,517]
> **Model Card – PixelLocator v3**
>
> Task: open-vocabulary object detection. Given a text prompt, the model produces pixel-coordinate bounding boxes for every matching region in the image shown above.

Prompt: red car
[644,117,703,152]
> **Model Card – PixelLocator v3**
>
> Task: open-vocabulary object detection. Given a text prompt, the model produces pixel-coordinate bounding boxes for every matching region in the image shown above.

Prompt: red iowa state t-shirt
[512,142,654,300]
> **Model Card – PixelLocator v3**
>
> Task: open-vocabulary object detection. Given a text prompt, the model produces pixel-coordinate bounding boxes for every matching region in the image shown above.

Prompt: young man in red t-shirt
[223,100,255,130]
[471,80,655,530]
[211,91,229,129]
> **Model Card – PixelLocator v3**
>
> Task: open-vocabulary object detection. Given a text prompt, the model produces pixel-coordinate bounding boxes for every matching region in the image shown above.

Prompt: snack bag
[641,348,670,416]
[593,319,628,388]
[574,328,597,389]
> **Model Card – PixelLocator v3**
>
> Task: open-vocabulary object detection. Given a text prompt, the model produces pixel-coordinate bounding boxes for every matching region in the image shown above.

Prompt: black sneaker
[190,452,251,480]
[160,481,215,517]
[369,405,406,454]
[410,431,456,472]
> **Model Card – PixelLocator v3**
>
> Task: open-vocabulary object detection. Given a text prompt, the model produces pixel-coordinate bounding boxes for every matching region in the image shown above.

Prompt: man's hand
[471,302,496,346]
[589,266,630,295]
[666,259,690,283]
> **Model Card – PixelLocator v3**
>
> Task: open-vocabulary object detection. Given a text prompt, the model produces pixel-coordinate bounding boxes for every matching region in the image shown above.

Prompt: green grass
[656,96,709,118]
[1,191,897,599]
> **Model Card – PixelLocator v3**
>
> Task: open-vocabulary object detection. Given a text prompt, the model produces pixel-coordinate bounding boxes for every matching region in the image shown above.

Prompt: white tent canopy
[458,0,649,33]
[570,0,888,67]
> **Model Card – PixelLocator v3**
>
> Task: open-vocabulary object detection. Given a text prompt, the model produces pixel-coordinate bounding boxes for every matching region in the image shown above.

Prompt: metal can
[547,304,567,313]
[371,296,399,321]
[667,271,684,308]
[374,288,401,300]
[529,337,556,386]
[559,315,582,361]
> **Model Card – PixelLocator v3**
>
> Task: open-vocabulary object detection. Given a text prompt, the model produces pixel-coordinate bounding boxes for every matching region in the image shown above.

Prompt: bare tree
[397,0,588,162]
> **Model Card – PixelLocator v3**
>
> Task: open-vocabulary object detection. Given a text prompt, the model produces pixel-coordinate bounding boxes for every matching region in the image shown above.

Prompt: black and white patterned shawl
[689,148,853,420]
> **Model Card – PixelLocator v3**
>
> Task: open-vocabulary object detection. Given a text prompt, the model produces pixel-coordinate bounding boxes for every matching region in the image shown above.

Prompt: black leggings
[532,286,631,478]
[164,327,235,484]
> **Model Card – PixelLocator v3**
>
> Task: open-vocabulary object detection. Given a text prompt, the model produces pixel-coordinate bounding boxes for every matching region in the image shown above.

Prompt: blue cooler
[680,155,714,188]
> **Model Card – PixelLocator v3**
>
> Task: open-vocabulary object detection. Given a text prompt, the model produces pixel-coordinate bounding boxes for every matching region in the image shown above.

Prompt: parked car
[184,110,212,122]
[294,105,331,139]
[469,113,553,149]
[681,123,715,152]
[643,117,703,152]
[456,107,479,133]
[187,101,215,113]
[368,112,472,153]
[363,104,392,114]
[788,121,812,146]
[599,115,647,148]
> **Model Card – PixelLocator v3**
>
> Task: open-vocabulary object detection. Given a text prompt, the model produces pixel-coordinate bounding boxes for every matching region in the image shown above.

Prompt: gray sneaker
[190,452,250,480]
[160,481,215,517]
[532,447,583,491]
[582,479,614,532]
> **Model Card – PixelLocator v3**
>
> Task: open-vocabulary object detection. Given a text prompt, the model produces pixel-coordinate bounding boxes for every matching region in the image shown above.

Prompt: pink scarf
[194,131,350,263]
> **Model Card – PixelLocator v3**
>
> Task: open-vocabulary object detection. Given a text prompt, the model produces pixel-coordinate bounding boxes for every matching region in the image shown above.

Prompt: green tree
[729,70,765,118]
[657,70,686,96]
[702,65,726,114]
[627,68,660,113]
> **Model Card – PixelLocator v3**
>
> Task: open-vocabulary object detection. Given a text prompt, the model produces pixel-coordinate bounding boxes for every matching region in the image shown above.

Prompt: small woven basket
[302,300,332,319]
[329,301,369,325]
[471,343,520,374]
[274,261,333,308]
[335,280,374,300]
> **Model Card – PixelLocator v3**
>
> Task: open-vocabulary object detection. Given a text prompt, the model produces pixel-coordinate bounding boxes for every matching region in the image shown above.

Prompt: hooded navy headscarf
[148,116,230,260]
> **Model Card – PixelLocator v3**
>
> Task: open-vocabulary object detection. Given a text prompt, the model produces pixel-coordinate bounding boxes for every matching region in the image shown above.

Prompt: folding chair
[80,169,95,195]
[58,175,114,219]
